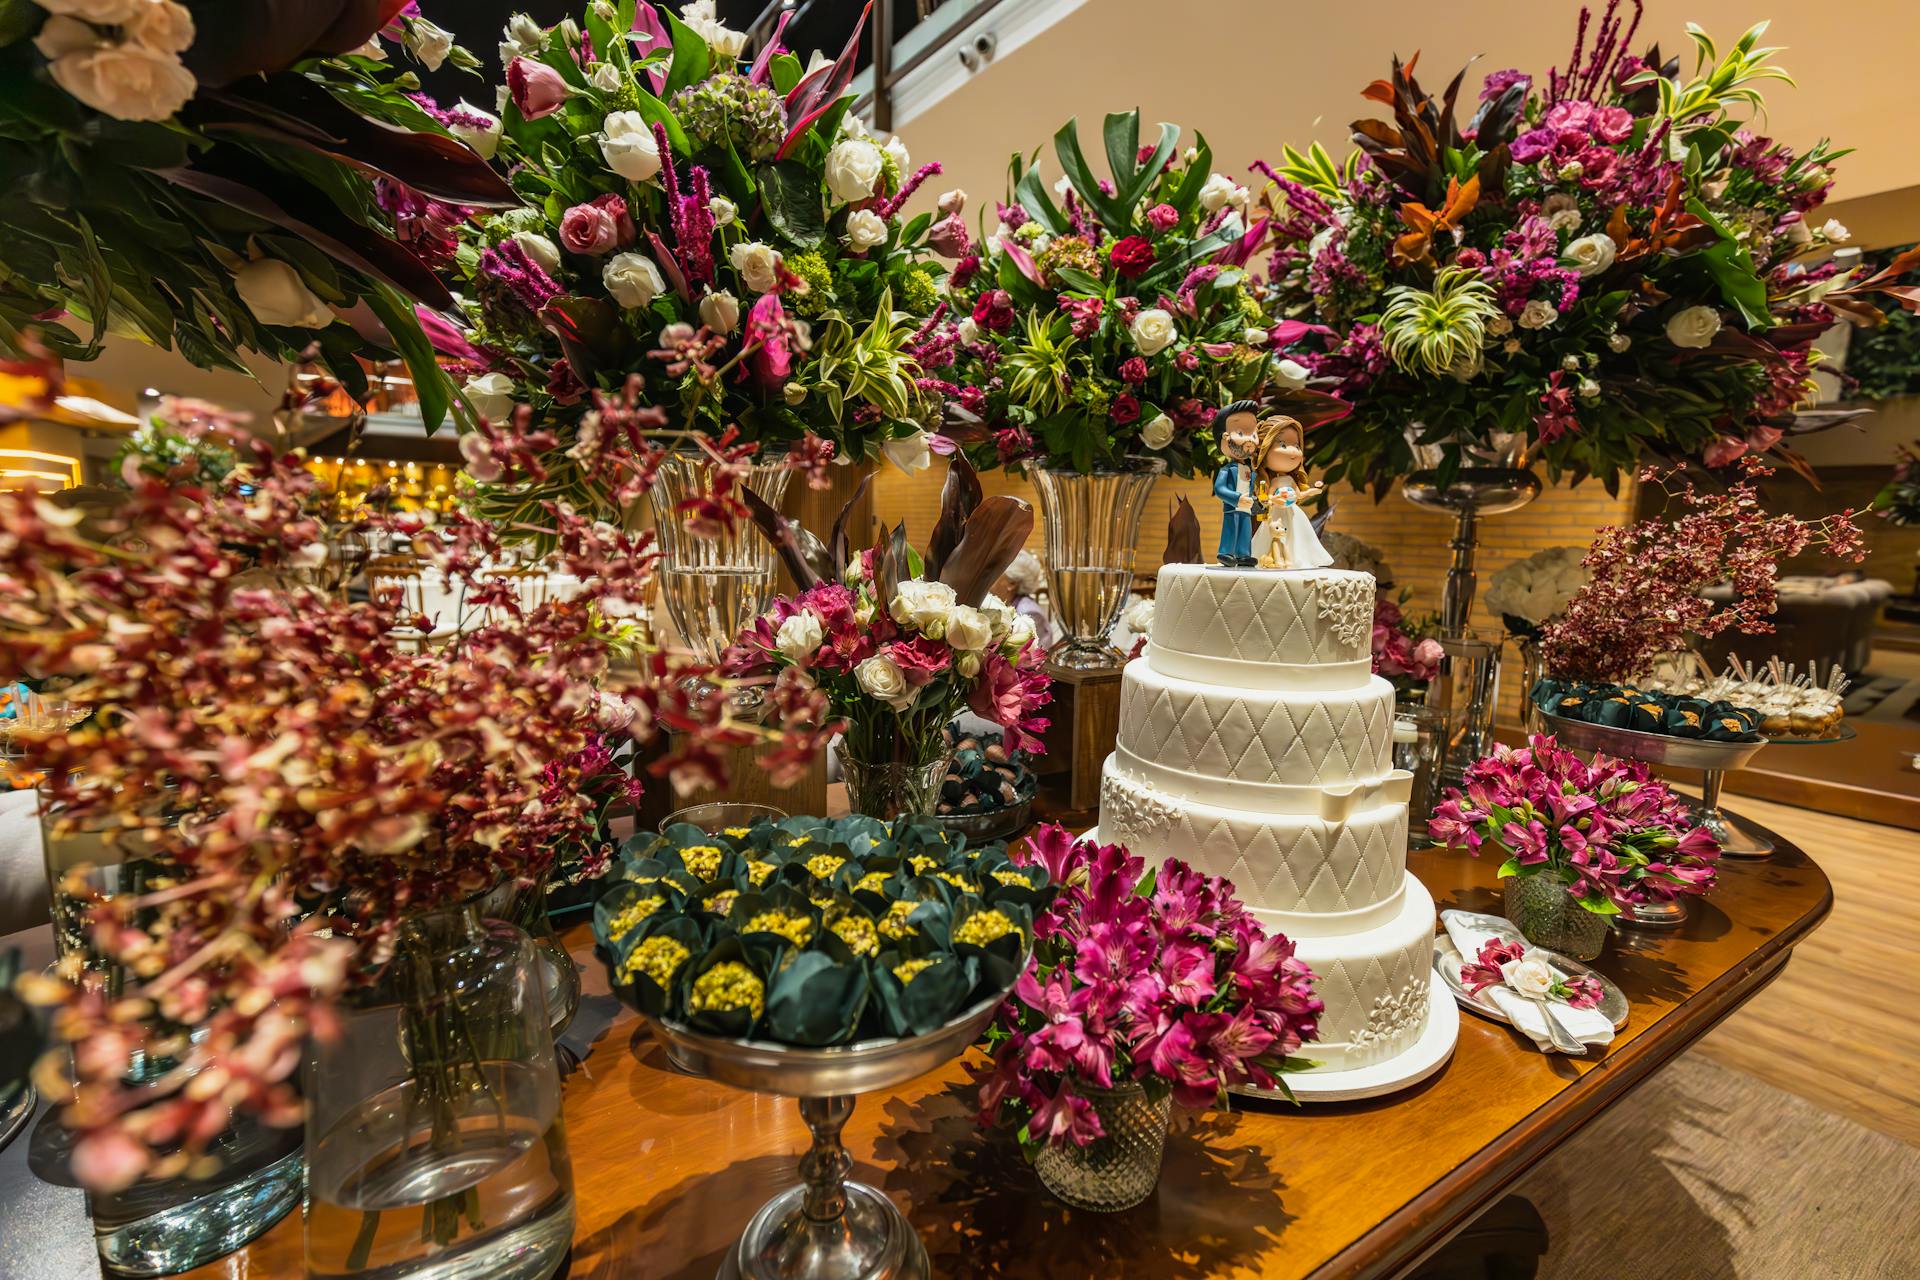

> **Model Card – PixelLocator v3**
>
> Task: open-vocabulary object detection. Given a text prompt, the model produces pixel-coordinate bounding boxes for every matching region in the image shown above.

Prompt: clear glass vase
[646,447,793,665]
[1393,701,1448,849]
[1032,1080,1171,1213]
[1028,462,1164,671]
[835,744,953,821]
[1513,635,1546,735]
[305,904,574,1280]
[482,874,581,1040]
[1429,632,1502,792]
[1503,874,1609,962]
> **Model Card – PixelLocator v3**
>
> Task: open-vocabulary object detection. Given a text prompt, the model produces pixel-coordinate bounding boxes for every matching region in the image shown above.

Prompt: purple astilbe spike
[874,161,943,220]
[654,121,681,208]
[480,240,560,313]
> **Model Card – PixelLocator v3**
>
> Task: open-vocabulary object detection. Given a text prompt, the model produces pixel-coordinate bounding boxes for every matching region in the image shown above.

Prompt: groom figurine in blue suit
[1212,400,1262,567]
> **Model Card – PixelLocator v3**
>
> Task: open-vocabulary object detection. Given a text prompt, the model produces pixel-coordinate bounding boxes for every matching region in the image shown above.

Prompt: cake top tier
[1149,565,1375,690]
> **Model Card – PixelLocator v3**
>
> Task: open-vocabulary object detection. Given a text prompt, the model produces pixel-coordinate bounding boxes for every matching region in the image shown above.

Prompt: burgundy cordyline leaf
[827,471,874,579]
[1163,497,1202,565]
[936,496,1034,607]
[630,3,672,93]
[748,11,793,84]
[923,453,982,581]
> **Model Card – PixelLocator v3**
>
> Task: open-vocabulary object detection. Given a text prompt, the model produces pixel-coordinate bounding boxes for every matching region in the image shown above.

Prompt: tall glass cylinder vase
[1029,461,1164,671]
[482,873,581,1040]
[305,904,574,1280]
[1428,633,1501,792]
[1513,635,1546,735]
[646,448,793,666]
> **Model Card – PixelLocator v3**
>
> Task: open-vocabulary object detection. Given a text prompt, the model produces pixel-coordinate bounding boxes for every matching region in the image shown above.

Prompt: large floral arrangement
[593,814,1047,1045]
[723,464,1051,766]
[1428,734,1719,919]
[0,1,512,426]
[1483,546,1590,638]
[1259,4,1916,492]
[3,422,829,1190]
[439,1,954,523]
[976,825,1321,1150]
[942,110,1349,475]
[1539,459,1865,683]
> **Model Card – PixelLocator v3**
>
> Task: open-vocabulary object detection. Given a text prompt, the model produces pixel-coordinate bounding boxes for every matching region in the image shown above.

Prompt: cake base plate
[1227,971,1458,1103]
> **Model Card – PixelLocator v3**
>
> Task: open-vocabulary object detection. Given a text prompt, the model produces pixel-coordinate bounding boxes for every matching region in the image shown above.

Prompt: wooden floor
[1691,792,1920,1146]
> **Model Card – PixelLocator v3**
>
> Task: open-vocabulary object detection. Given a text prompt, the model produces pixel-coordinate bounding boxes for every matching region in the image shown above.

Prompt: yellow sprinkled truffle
[690,961,765,1019]
[722,826,754,839]
[703,890,739,917]
[805,853,847,880]
[830,914,879,957]
[607,895,665,939]
[743,909,815,947]
[908,855,937,876]
[878,899,920,940]
[990,869,1031,888]
[621,934,691,988]
[935,871,978,893]
[622,868,661,885]
[892,957,938,985]
[854,871,890,894]
[746,860,777,886]
[681,844,727,881]
[954,909,1017,948]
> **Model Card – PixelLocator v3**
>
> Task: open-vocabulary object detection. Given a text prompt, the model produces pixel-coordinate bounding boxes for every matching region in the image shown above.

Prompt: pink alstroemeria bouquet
[1428,734,1720,919]
[975,826,1322,1152]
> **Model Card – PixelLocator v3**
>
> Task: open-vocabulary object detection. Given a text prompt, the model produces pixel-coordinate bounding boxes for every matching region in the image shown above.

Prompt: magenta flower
[507,56,570,120]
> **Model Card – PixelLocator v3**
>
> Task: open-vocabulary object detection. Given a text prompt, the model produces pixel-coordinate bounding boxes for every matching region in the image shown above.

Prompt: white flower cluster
[1319,531,1394,586]
[837,581,1030,710]
[33,0,197,122]
[1483,545,1590,630]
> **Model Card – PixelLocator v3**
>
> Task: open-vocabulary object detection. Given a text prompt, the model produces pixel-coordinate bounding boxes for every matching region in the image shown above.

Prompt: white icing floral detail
[1100,771,1178,849]
[1312,574,1375,652]
[1351,976,1429,1050]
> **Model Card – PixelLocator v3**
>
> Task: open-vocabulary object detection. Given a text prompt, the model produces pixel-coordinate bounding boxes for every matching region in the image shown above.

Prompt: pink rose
[560,203,619,256]
[1117,356,1148,384]
[1110,393,1140,425]
[507,57,570,120]
[1145,203,1179,232]
[928,212,971,259]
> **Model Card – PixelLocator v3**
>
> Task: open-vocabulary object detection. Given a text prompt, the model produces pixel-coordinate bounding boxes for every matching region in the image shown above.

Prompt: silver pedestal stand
[646,990,1011,1280]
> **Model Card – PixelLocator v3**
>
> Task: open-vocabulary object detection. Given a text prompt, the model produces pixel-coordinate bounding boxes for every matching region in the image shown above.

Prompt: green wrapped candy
[948,896,1032,993]
[613,915,705,1018]
[763,941,871,1047]
[594,879,682,951]
[684,938,768,1038]
[728,886,823,968]
[871,943,980,1038]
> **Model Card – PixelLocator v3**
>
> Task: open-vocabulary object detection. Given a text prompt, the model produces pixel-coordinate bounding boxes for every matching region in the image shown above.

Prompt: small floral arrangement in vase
[1428,734,1720,959]
[976,826,1322,1212]
[1372,593,1444,698]
[725,458,1052,818]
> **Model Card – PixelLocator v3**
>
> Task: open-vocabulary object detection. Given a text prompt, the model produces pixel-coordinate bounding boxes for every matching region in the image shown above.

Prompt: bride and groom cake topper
[1211,400,1335,571]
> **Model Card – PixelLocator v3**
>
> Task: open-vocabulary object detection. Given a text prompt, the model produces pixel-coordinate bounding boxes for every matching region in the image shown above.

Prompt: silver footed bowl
[1538,710,1770,772]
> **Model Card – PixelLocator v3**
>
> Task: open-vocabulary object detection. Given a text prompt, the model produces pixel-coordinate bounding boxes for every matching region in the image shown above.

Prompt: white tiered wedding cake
[1098,564,1453,1093]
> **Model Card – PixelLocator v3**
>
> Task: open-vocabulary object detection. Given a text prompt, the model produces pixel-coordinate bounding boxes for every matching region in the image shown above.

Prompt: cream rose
[824,138,884,203]
[1665,305,1721,349]
[844,208,888,251]
[1005,613,1036,652]
[1820,218,1850,242]
[854,654,917,709]
[945,605,992,652]
[1563,233,1617,278]
[882,134,911,177]
[498,13,543,63]
[730,241,781,294]
[462,372,518,423]
[889,579,957,632]
[978,593,1015,640]
[601,110,662,181]
[603,252,666,309]
[125,0,194,54]
[1138,413,1174,450]
[957,316,980,346]
[1129,307,1177,356]
[698,289,740,334]
[1502,956,1556,999]
[511,231,562,277]
[42,23,195,122]
[587,60,623,93]
[880,430,933,476]
[775,610,823,664]
[955,650,982,679]
[235,258,331,328]
[1518,300,1558,330]
[1197,173,1241,212]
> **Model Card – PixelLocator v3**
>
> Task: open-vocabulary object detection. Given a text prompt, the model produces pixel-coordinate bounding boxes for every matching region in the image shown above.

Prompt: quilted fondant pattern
[1295,938,1430,1069]
[1101,769,1406,917]
[1151,566,1372,666]
[1117,666,1393,787]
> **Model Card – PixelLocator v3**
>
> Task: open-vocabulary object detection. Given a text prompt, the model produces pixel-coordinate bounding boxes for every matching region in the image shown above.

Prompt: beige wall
[897,1,1920,225]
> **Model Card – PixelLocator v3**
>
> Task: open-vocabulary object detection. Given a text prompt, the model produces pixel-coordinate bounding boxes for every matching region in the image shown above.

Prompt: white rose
[601,110,662,181]
[235,258,331,329]
[1546,208,1582,234]
[403,17,453,71]
[1120,597,1155,635]
[730,240,781,294]
[1502,955,1556,999]
[1197,173,1238,212]
[956,317,980,345]
[709,195,737,226]
[775,610,823,664]
[881,430,933,475]
[882,135,911,177]
[1563,233,1617,278]
[824,138,884,203]
[1518,300,1558,330]
[510,231,562,277]
[1006,613,1037,651]
[587,60,623,93]
[1820,218,1850,243]
[1138,412,1174,450]
[1665,305,1722,349]
[1129,308,1177,356]
[499,13,544,64]
[1578,377,1601,398]
[462,372,518,423]
[1271,357,1312,389]
[955,650,982,679]
[889,579,957,631]
[125,0,194,54]
[945,605,992,652]
[844,208,888,251]
[1782,218,1813,248]
[42,28,195,122]
[1607,332,1631,353]
[602,251,666,308]
[448,102,501,160]
[979,593,1014,640]
[698,289,740,334]
[854,654,917,709]
[34,0,139,20]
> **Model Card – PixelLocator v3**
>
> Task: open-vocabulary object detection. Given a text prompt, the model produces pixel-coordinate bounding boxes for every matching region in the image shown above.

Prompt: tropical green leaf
[769,53,803,96]
[662,12,711,94]
[758,160,825,248]
[364,282,450,433]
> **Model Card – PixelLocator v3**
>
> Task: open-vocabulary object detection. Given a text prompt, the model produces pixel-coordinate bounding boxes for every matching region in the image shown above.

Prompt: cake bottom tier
[1288,874,1436,1073]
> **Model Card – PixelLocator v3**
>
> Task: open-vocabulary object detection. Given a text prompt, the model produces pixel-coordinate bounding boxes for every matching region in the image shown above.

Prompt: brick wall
[871,466,1637,725]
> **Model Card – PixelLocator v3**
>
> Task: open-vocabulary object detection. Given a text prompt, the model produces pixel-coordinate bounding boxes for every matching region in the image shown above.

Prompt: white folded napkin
[1442,913,1615,1054]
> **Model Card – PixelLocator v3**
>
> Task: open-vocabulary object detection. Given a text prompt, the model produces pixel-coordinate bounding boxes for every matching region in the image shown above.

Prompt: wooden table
[193,811,1831,1280]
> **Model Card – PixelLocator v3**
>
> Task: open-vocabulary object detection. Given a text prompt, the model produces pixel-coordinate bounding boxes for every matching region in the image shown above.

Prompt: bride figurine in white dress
[1250,415,1334,571]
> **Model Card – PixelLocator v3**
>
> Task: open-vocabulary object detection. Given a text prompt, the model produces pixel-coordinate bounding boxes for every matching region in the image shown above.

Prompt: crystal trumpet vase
[1028,462,1164,671]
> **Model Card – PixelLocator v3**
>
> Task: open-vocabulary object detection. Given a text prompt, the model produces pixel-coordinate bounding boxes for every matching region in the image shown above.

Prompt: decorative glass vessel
[1392,702,1448,849]
[835,744,953,821]
[1513,634,1546,735]
[1503,874,1608,962]
[660,801,788,833]
[1032,1080,1172,1213]
[1428,633,1502,792]
[1028,461,1164,671]
[305,904,574,1280]
[647,447,793,665]
[484,874,581,1039]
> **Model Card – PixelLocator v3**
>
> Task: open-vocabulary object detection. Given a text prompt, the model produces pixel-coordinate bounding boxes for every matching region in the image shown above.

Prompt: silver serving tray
[1434,910,1628,1031]
[1538,709,1769,771]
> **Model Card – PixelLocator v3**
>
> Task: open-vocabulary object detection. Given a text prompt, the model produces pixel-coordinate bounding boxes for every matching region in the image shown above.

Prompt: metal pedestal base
[1620,897,1689,929]
[1697,768,1774,859]
[720,1181,930,1280]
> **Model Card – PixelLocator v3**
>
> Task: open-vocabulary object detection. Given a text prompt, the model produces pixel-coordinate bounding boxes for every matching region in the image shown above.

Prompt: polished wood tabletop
[182,806,1833,1280]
